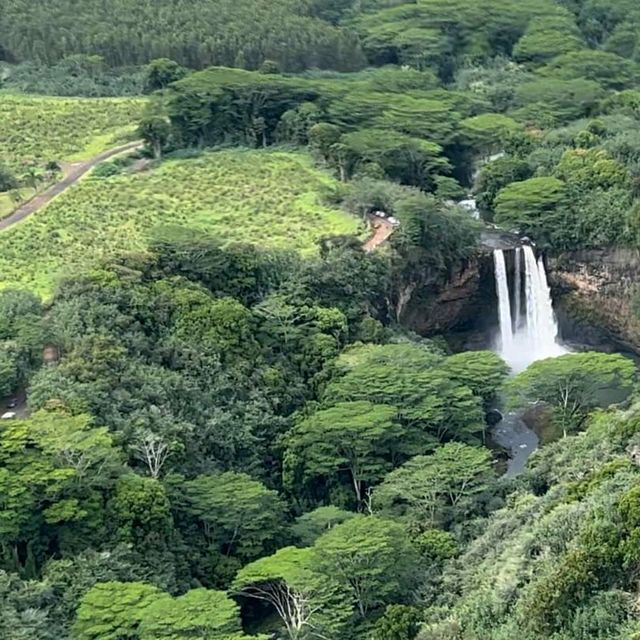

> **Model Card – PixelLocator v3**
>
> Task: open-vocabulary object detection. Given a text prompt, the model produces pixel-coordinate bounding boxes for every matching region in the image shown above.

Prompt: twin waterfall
[493,247,566,372]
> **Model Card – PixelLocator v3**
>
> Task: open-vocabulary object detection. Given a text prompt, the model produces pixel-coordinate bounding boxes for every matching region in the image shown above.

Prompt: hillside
[3,1,640,640]
[0,0,366,71]
[0,149,361,296]
[0,93,144,170]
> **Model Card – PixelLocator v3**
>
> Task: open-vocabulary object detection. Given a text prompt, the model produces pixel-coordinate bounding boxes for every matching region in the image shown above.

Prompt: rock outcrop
[549,248,640,353]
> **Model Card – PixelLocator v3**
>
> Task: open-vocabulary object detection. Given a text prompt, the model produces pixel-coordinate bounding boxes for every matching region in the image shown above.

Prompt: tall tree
[232,546,351,640]
[505,352,636,436]
[311,515,416,619]
[283,401,407,508]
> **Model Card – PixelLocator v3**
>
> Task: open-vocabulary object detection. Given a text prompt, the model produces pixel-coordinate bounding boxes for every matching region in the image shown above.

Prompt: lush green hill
[0,149,361,296]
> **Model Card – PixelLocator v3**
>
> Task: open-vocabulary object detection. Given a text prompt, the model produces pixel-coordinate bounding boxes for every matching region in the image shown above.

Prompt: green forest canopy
[3,1,640,639]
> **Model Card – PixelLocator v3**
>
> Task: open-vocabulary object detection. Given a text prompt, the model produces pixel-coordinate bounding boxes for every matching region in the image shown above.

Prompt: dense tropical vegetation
[3,0,640,638]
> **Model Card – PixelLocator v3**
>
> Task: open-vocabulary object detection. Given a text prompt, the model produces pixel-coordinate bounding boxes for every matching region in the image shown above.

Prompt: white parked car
[1,411,16,420]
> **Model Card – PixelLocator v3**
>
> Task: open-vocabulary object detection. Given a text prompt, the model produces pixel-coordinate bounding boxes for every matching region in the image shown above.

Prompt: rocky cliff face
[400,231,521,337]
[401,257,491,335]
[549,248,640,353]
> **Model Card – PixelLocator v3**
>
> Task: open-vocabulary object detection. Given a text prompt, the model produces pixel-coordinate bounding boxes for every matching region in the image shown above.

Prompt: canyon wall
[549,248,640,353]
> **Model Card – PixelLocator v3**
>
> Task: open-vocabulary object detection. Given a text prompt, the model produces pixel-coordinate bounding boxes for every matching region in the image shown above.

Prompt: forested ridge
[4,0,640,639]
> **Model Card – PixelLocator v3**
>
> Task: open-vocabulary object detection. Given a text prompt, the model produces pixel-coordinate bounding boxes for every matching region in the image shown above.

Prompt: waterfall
[493,247,566,372]
[514,247,522,333]
[493,249,513,353]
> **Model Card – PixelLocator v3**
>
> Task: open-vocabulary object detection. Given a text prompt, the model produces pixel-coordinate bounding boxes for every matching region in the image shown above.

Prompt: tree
[139,588,256,639]
[291,506,357,547]
[458,113,522,158]
[311,515,416,619]
[322,344,485,443]
[0,289,43,340]
[108,474,174,547]
[513,16,584,64]
[0,570,57,640]
[494,176,567,241]
[513,78,605,125]
[283,401,407,508]
[144,58,188,92]
[0,411,119,574]
[73,581,162,640]
[439,351,509,409]
[0,163,18,192]
[337,129,448,189]
[308,123,342,163]
[130,430,174,479]
[539,50,638,90]
[373,443,494,528]
[505,352,637,436]
[138,116,172,159]
[184,472,285,561]
[372,605,422,640]
[475,156,532,217]
[30,411,121,487]
[232,546,351,640]
[554,148,629,190]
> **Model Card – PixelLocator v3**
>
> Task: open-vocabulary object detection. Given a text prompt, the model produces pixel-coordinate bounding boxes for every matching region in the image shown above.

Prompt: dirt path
[363,215,396,252]
[0,140,143,232]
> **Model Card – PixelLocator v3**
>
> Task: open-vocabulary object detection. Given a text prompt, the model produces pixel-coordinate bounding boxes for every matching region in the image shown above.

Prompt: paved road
[0,140,143,232]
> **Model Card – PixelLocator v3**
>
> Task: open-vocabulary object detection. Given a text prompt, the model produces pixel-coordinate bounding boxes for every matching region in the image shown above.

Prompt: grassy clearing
[0,93,145,170]
[0,149,362,297]
[0,188,36,218]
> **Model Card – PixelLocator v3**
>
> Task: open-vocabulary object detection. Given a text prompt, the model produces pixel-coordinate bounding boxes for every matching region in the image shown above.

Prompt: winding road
[0,140,143,232]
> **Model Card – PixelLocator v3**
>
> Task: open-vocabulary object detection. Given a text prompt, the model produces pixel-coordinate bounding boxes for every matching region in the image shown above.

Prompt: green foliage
[321,343,488,443]
[372,605,421,640]
[439,351,509,408]
[184,472,285,561]
[312,515,417,618]
[337,128,447,189]
[415,528,459,560]
[373,443,494,529]
[539,50,639,90]
[513,78,605,125]
[144,59,188,92]
[291,506,357,546]
[513,20,585,64]
[554,148,629,190]
[283,401,407,507]
[1,0,366,72]
[73,581,162,640]
[0,59,145,97]
[0,94,144,172]
[356,0,567,79]
[505,352,636,435]
[494,176,567,238]
[458,113,522,156]
[233,546,351,639]
[0,164,19,192]
[0,150,359,296]
[475,156,532,217]
[139,589,251,640]
[108,475,173,546]
[138,115,171,159]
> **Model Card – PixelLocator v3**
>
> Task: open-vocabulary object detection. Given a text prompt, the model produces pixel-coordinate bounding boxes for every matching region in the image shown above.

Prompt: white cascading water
[513,247,522,333]
[493,249,514,354]
[493,246,567,372]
